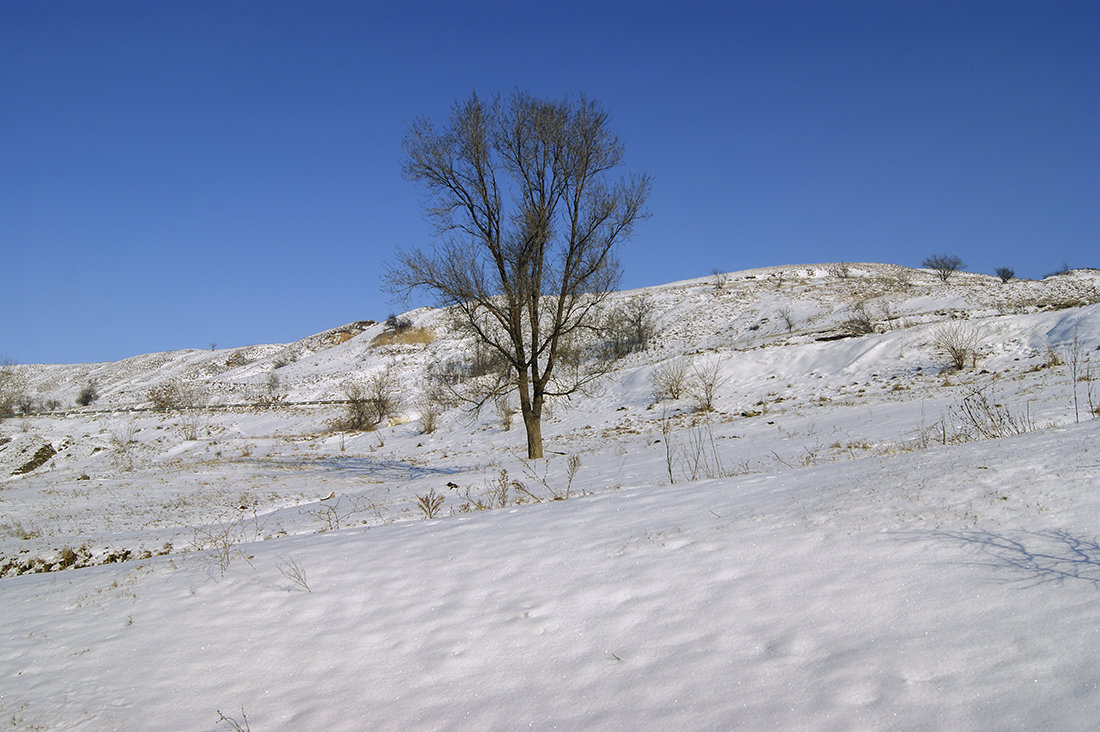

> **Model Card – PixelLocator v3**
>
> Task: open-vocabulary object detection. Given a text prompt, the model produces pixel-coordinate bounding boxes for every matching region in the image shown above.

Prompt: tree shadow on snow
[925,529,1100,589]
[257,456,468,481]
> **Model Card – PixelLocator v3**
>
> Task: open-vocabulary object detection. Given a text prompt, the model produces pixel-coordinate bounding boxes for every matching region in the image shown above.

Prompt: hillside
[2,263,1099,730]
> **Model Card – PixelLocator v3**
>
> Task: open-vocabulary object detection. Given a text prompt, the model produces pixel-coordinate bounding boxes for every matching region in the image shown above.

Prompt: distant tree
[994,267,1014,284]
[605,295,656,358]
[387,90,650,459]
[922,254,965,282]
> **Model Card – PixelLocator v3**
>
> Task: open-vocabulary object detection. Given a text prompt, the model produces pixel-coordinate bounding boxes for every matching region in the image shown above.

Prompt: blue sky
[2,0,1096,364]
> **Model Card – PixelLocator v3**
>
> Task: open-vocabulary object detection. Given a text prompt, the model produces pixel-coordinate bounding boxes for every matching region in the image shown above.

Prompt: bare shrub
[495,395,516,431]
[278,556,310,592]
[712,268,728,293]
[652,358,689,402]
[517,455,583,501]
[687,357,727,412]
[778,305,796,332]
[147,381,205,411]
[216,708,251,732]
[192,511,248,576]
[952,384,1034,440]
[923,254,965,281]
[309,495,380,532]
[110,421,139,472]
[683,419,726,481]
[841,302,875,337]
[416,488,445,519]
[931,323,983,371]
[252,371,283,407]
[179,411,203,441]
[417,396,442,434]
[995,266,1014,283]
[337,368,399,431]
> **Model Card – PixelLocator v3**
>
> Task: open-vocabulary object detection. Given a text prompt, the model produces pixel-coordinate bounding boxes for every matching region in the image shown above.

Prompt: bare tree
[387,91,650,458]
[605,294,656,358]
[922,254,965,282]
[994,266,1014,283]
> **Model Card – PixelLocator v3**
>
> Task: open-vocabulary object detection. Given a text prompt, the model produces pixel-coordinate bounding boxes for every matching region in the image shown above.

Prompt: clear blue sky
[2,0,1097,364]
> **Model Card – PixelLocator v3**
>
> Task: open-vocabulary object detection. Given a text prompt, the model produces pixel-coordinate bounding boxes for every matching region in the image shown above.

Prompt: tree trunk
[521,401,543,459]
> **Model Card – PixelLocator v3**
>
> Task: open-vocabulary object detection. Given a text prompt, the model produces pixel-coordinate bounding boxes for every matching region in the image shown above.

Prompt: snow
[2,264,1099,730]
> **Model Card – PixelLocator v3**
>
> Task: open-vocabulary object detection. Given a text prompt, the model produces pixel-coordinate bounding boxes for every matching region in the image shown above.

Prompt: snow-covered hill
[2,263,1099,730]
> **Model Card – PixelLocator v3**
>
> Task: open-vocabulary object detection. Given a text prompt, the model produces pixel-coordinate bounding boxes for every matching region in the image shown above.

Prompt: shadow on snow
[920,529,1100,589]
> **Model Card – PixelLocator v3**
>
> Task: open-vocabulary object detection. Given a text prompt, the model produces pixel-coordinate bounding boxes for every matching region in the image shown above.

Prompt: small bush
[952,384,1033,440]
[778,305,796,332]
[994,267,1014,283]
[147,381,204,411]
[385,313,413,333]
[416,488,445,519]
[336,368,400,431]
[931,323,982,371]
[76,382,98,407]
[687,358,727,412]
[841,302,875,336]
[652,358,689,402]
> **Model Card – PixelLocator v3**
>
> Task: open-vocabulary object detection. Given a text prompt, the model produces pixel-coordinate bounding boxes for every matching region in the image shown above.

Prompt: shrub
[416,391,444,434]
[841,302,875,336]
[994,266,1014,283]
[76,382,98,407]
[415,488,445,519]
[147,381,204,411]
[778,305,796,332]
[951,384,1033,440]
[337,368,399,431]
[652,358,689,401]
[687,357,726,412]
[923,254,965,282]
[385,313,413,334]
[931,323,982,371]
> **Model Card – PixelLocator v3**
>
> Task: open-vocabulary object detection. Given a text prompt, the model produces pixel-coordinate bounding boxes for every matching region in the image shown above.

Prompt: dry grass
[370,327,435,348]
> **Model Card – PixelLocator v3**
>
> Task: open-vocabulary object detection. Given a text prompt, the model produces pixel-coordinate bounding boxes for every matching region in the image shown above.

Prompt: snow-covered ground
[2,263,1099,729]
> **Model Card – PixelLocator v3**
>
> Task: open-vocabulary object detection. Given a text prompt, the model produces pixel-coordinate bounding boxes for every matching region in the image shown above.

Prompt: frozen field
[2,263,1099,730]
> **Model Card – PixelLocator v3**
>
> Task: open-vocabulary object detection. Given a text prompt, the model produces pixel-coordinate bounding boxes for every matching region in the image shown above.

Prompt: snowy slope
[2,263,1099,730]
